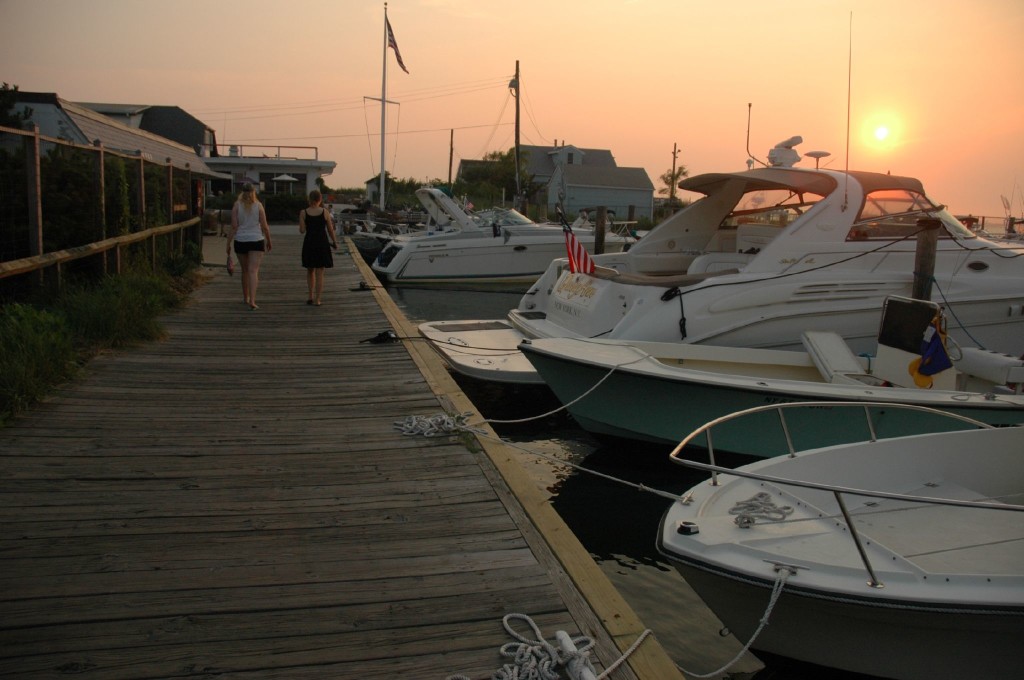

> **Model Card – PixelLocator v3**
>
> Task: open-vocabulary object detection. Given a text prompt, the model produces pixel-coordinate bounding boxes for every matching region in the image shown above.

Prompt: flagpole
[379,4,388,212]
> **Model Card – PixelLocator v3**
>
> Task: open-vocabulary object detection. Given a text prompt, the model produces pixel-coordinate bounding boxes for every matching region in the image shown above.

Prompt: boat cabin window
[469,207,534,229]
[721,188,826,229]
[847,189,975,241]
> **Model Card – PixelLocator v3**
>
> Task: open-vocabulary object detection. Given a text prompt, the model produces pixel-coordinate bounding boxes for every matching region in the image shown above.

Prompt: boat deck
[0,228,682,679]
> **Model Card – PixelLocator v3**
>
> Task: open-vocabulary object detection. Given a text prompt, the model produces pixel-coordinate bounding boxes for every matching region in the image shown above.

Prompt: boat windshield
[469,208,535,228]
[722,187,826,229]
[847,189,975,241]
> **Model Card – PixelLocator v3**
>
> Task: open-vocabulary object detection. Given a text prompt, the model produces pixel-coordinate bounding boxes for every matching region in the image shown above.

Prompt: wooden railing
[1,122,205,292]
[0,217,201,282]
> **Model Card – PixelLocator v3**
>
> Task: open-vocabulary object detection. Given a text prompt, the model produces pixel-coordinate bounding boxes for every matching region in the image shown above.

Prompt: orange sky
[3,0,1023,219]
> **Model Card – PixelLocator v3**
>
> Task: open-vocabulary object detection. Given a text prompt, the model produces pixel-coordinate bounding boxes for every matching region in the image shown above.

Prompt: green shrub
[0,303,78,417]
[1,264,194,423]
[57,269,182,348]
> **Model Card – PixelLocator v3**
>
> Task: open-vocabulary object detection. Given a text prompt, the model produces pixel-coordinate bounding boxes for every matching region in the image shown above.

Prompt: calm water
[391,286,878,680]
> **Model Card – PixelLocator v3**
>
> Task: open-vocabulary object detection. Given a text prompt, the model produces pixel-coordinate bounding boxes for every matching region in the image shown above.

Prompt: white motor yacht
[372,187,631,289]
[420,138,1024,383]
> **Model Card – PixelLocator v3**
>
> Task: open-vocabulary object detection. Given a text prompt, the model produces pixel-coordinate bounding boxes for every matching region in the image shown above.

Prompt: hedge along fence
[0,123,205,299]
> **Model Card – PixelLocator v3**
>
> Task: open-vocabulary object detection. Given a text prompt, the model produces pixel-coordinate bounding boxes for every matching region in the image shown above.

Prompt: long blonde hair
[238,184,260,206]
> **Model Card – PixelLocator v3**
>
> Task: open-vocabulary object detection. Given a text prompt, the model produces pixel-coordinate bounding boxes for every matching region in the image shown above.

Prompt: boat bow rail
[666,401,1024,589]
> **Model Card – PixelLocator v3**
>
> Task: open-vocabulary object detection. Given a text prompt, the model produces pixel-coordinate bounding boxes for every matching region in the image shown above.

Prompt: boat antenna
[746,103,765,168]
[842,11,853,211]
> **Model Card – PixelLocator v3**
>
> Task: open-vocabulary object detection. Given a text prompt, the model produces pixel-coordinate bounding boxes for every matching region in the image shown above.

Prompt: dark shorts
[234,240,266,254]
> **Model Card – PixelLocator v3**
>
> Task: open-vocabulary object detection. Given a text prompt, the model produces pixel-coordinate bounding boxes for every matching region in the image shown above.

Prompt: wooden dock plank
[0,228,683,679]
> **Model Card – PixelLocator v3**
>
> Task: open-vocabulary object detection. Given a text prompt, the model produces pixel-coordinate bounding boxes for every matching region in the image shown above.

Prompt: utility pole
[510,60,521,209]
[670,142,679,206]
[448,128,454,189]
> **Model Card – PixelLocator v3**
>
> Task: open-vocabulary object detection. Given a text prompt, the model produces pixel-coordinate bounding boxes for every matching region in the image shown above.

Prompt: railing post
[136,151,147,232]
[94,140,108,273]
[25,125,43,253]
[25,124,44,289]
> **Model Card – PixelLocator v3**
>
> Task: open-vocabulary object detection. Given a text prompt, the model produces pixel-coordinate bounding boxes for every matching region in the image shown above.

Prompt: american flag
[386,17,409,74]
[563,224,595,274]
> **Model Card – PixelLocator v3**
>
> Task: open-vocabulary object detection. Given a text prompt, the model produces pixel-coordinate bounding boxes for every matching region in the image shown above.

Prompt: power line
[228,121,513,144]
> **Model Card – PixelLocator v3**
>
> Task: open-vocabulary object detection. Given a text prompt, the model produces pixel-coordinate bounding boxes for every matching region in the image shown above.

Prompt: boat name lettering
[555,275,598,302]
[553,301,587,318]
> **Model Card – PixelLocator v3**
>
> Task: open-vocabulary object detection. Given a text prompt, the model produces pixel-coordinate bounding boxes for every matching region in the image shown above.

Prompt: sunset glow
[1,0,1021,218]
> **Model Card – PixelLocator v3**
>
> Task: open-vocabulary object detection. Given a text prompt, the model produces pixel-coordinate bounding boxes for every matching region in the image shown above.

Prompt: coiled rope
[730,491,795,527]
[446,613,650,680]
[398,355,791,678]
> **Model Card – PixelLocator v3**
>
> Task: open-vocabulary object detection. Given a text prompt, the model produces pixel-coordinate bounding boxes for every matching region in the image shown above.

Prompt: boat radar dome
[768,135,803,167]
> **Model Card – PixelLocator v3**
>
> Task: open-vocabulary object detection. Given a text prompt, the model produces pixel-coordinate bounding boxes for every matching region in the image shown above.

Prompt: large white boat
[656,403,1024,679]
[419,139,1024,382]
[372,187,631,288]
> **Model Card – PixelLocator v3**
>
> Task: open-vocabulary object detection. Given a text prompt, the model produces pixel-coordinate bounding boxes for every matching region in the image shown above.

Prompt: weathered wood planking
[0,227,683,679]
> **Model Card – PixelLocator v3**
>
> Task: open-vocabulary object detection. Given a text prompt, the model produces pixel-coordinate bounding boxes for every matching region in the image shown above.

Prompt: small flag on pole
[386,17,409,74]
[563,224,595,274]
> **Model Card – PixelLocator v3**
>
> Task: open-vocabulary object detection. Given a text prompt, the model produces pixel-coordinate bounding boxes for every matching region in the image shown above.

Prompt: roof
[79,102,214,156]
[12,92,226,179]
[562,165,654,191]
[521,144,617,177]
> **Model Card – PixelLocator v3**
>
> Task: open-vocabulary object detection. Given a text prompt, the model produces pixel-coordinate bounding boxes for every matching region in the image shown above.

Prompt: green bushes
[0,265,193,425]
[0,304,77,417]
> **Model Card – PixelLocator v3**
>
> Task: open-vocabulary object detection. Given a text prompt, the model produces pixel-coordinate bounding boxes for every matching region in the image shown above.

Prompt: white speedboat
[656,404,1024,679]
[518,296,1024,454]
[372,187,631,288]
[420,138,1024,382]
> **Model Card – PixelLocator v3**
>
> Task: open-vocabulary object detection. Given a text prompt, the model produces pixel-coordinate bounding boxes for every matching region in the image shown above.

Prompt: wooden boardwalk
[0,227,683,679]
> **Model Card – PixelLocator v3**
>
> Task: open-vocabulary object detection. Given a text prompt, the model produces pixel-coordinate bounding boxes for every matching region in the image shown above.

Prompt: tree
[0,83,32,129]
[658,164,689,199]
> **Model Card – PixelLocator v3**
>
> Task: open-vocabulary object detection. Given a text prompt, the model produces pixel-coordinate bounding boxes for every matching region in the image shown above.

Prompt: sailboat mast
[379,5,389,212]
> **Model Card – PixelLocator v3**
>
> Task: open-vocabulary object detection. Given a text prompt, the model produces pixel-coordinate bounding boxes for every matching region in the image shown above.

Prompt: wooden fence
[0,123,205,293]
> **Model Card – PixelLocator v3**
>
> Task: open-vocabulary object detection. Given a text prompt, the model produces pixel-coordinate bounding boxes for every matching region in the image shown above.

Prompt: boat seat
[954,347,1024,392]
[801,331,870,384]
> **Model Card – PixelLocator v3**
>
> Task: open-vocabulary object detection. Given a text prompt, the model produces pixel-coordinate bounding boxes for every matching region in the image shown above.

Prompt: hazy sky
[3,0,1022,218]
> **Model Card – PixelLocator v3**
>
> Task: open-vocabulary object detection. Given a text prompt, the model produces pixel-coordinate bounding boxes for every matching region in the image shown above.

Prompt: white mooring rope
[445,613,650,680]
[402,397,791,679]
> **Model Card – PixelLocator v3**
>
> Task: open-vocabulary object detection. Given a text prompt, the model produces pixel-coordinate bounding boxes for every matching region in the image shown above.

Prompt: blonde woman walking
[226,182,273,310]
[299,189,337,306]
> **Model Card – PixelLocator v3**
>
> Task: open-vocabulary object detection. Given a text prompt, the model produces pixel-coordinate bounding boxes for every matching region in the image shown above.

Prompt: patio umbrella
[272,174,298,194]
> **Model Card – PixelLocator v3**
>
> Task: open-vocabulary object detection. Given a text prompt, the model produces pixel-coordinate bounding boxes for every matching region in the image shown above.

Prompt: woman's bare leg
[314,268,325,304]
[238,252,251,304]
[246,251,265,308]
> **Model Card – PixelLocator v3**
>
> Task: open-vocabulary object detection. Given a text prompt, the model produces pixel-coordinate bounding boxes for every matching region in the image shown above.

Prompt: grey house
[521,143,654,221]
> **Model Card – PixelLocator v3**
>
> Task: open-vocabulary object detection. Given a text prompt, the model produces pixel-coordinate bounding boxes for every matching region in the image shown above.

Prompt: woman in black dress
[299,190,337,306]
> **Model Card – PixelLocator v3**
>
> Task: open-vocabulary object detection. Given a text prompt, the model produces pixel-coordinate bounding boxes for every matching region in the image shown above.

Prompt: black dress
[301,209,334,269]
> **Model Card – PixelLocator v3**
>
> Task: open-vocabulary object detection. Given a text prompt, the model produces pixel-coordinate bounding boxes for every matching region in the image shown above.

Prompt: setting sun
[874,126,890,141]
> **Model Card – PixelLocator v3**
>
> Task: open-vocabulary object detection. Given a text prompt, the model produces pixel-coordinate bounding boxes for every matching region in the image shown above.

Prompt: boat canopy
[679,168,838,198]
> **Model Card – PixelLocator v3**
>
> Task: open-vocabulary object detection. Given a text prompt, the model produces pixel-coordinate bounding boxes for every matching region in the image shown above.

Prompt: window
[722,188,824,229]
[846,189,974,241]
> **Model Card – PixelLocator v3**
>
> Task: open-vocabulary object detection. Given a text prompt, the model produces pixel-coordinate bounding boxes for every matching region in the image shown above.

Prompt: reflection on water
[393,286,879,680]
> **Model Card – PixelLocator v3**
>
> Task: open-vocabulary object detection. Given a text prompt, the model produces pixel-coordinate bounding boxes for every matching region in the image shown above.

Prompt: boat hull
[663,549,1023,680]
[656,424,1024,679]
[519,339,1024,455]
[418,319,545,384]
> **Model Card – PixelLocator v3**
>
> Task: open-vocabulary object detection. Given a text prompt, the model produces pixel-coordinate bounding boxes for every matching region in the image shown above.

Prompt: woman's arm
[326,211,337,247]
[298,209,307,234]
[259,204,273,251]
[226,204,239,253]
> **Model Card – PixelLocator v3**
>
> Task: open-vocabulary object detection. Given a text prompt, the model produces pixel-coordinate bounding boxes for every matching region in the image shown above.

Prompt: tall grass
[0,304,77,416]
[0,258,197,425]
